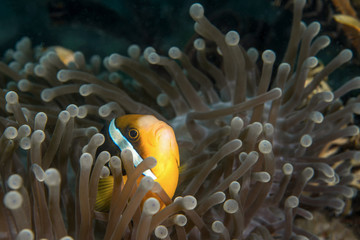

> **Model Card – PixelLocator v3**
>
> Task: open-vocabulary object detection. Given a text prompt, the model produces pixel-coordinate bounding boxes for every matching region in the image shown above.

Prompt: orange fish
[95,114,180,211]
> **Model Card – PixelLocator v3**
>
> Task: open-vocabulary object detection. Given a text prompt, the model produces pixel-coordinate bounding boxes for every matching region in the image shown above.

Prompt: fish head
[114,114,180,198]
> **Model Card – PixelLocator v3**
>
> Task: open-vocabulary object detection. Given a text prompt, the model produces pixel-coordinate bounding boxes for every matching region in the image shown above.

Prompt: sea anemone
[0,0,359,239]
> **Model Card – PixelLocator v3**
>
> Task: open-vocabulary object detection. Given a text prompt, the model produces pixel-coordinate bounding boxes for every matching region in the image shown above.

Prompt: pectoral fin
[95,176,114,212]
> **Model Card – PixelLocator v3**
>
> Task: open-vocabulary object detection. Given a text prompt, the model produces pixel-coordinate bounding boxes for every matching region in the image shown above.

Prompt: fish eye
[128,128,139,140]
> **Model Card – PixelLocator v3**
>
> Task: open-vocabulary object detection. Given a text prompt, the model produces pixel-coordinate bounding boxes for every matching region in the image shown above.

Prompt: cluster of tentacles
[0,1,359,239]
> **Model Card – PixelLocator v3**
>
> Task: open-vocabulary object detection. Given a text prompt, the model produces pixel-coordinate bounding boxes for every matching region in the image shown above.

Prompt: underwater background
[0,0,282,55]
[2,0,360,92]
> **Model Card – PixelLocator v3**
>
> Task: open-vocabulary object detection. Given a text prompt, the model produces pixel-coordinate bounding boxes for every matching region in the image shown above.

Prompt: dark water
[0,0,359,95]
[0,0,279,55]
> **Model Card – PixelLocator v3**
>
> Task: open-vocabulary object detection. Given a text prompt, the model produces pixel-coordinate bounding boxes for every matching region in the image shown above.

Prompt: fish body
[96,114,180,211]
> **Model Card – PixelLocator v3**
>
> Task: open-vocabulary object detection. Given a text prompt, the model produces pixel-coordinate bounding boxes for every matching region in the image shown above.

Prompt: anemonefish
[95,114,180,211]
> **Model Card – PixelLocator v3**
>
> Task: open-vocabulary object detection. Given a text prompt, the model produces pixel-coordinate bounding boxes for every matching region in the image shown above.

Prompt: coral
[332,0,360,57]
[295,211,358,239]
[0,0,359,239]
